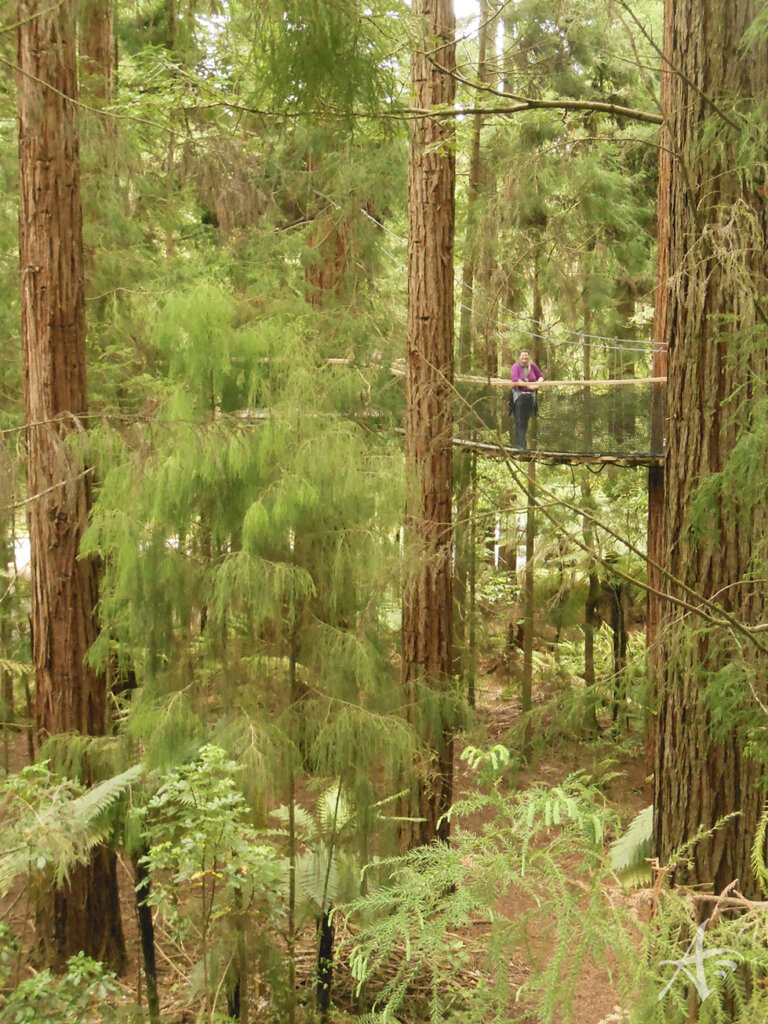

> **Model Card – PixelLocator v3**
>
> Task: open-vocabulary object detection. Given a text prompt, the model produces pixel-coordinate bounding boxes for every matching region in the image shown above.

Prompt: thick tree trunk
[457,0,492,373]
[653,0,768,897]
[304,149,350,308]
[402,0,456,846]
[17,0,124,969]
[80,0,115,103]
[304,157,351,309]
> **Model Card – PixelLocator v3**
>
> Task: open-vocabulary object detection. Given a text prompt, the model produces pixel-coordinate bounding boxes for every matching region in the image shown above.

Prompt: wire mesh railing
[454,378,666,457]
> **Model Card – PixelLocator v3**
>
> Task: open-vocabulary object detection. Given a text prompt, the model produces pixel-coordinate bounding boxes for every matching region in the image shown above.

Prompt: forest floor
[321,662,655,1024]
[457,670,653,1024]
[0,658,654,1024]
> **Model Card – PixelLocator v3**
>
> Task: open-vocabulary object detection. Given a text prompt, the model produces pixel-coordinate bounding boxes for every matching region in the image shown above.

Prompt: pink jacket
[510,361,543,390]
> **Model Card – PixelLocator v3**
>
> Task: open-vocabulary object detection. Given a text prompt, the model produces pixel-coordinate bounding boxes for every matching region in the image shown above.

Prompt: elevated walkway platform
[450,373,667,465]
[389,361,666,463]
[450,435,664,469]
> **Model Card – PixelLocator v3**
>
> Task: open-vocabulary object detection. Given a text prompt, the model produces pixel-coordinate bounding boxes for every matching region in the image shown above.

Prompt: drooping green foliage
[6,0,768,1020]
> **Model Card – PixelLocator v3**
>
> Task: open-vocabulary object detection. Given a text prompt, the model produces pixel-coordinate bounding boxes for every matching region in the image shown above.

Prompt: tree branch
[407,99,662,124]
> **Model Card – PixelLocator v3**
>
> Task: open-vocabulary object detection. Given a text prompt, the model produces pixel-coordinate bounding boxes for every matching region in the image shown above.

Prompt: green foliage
[459,743,517,787]
[642,898,768,1024]
[343,753,627,1023]
[0,953,136,1024]
[3,4,741,1024]
[750,803,768,896]
[0,924,17,993]
[141,745,283,928]
[342,757,768,1024]
[272,780,362,922]
[253,0,410,117]
[0,763,142,897]
[609,804,653,886]
[140,745,284,1008]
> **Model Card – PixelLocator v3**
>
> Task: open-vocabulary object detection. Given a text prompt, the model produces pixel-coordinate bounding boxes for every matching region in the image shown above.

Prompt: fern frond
[270,804,315,838]
[0,763,143,895]
[0,658,31,677]
[67,764,143,826]
[608,804,653,886]
[750,802,768,897]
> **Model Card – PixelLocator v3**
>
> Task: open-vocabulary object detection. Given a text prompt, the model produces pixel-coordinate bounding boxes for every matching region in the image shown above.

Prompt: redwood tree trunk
[80,0,115,102]
[304,149,351,308]
[457,0,492,373]
[402,0,456,846]
[17,0,125,969]
[653,0,768,896]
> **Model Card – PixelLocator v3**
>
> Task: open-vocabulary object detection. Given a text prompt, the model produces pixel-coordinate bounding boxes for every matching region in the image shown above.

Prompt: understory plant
[138,744,284,1023]
[340,747,768,1024]
[343,749,630,1023]
[0,761,142,898]
[0,952,136,1024]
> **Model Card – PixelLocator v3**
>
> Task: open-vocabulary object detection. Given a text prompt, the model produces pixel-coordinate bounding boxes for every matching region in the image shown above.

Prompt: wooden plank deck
[451,435,665,468]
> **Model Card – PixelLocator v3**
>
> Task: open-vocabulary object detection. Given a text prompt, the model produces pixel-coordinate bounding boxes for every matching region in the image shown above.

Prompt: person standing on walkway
[509,349,544,449]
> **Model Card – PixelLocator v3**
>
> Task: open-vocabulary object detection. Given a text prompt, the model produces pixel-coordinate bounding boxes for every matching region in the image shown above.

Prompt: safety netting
[454,379,666,457]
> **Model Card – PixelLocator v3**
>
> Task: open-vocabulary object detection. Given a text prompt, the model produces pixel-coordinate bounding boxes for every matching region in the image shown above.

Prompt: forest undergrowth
[0,631,655,1024]
[5,619,768,1024]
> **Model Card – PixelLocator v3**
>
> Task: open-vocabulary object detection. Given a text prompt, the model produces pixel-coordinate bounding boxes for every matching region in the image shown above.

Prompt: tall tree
[457,0,494,374]
[16,0,125,968]
[402,0,457,845]
[80,0,115,103]
[653,0,768,896]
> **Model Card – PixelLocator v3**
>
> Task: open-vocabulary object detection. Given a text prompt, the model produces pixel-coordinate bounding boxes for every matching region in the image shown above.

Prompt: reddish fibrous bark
[17,0,125,968]
[402,0,456,846]
[80,0,115,103]
[653,0,768,897]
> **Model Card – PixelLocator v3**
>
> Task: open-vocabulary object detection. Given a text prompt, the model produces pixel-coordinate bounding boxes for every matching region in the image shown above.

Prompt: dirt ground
[450,673,653,1024]
[0,664,654,1024]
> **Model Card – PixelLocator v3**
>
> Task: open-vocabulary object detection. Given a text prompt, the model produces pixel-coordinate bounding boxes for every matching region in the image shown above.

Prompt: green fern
[67,764,143,826]
[0,658,30,677]
[342,756,630,1024]
[272,781,361,920]
[750,802,768,896]
[0,763,142,894]
[608,804,653,886]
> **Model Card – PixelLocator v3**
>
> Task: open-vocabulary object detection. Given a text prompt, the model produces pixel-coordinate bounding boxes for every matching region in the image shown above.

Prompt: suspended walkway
[390,366,666,469]
[241,358,667,469]
[450,435,664,469]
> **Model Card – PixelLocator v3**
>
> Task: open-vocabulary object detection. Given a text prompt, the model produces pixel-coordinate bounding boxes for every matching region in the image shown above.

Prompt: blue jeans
[512,392,536,448]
